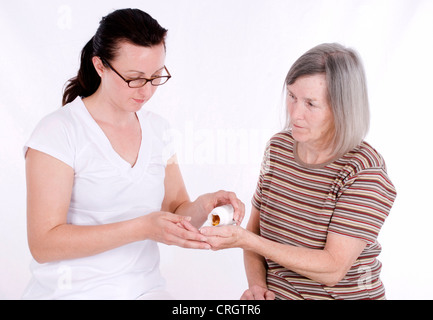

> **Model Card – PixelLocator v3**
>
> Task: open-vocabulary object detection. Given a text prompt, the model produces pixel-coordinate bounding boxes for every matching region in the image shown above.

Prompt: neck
[82,88,136,127]
[296,141,335,165]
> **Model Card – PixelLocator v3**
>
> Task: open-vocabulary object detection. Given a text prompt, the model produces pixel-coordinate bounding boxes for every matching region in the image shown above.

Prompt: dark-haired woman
[23,9,244,299]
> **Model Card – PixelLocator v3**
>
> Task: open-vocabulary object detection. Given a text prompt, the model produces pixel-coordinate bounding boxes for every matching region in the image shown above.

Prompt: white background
[1,0,432,300]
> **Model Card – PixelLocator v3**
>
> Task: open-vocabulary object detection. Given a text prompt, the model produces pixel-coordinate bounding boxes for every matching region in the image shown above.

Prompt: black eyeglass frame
[101,58,171,88]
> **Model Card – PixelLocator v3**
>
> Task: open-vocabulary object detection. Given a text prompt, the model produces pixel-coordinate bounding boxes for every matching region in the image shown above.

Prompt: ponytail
[62,9,167,106]
[62,37,101,106]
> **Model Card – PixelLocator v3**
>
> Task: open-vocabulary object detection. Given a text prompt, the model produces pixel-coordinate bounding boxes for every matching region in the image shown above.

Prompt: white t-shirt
[22,97,175,299]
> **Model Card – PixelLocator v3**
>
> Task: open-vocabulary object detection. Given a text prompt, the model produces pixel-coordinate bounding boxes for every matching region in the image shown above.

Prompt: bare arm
[242,230,366,287]
[202,207,367,288]
[242,206,275,300]
[26,149,208,264]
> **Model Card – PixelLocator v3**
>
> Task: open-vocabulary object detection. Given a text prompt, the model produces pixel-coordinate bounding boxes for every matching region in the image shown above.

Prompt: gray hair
[285,43,370,157]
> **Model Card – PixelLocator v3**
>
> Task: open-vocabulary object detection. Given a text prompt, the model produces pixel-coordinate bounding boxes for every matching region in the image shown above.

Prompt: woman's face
[98,41,167,113]
[287,74,335,149]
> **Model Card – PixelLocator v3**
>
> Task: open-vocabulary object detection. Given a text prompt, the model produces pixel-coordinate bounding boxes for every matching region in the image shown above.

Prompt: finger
[180,219,200,233]
[233,200,245,225]
[171,222,208,243]
[162,224,210,249]
[265,290,276,300]
[187,241,211,250]
[165,213,200,234]
[246,287,265,300]
[223,194,244,224]
[176,220,195,232]
[172,235,211,250]
[226,192,241,212]
[240,290,254,300]
[163,212,192,223]
[177,228,207,242]
[214,191,238,209]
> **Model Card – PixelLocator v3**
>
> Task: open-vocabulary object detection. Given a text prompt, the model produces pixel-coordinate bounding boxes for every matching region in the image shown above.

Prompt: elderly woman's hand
[200,225,246,250]
[240,285,275,300]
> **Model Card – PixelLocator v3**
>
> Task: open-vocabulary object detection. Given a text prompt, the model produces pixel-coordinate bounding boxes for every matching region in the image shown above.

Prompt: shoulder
[267,130,294,150]
[342,141,387,172]
[338,141,396,197]
[30,111,72,145]
[34,99,81,133]
[25,98,85,151]
[24,103,80,167]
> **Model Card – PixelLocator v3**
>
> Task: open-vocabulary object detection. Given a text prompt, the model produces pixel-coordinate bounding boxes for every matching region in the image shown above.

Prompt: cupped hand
[144,211,210,249]
[200,225,245,250]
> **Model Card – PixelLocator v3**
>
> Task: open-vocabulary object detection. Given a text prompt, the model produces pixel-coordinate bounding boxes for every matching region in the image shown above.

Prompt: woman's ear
[92,56,105,77]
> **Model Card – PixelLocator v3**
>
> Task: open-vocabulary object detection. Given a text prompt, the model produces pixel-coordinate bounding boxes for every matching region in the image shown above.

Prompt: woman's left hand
[200,225,246,250]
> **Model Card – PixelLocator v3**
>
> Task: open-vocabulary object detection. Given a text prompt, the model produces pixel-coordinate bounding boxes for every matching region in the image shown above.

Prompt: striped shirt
[252,130,396,300]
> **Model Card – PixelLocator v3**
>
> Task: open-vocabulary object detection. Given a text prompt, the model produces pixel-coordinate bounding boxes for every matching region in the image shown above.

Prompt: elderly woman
[201,43,396,300]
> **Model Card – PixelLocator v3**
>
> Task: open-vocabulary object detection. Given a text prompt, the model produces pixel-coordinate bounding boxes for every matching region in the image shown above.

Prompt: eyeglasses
[101,58,171,88]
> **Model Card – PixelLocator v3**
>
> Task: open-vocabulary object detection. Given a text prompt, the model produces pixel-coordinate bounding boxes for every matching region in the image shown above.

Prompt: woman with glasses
[23,8,244,299]
[201,43,397,300]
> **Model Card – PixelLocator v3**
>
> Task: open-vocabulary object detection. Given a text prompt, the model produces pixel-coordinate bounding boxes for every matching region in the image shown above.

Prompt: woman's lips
[133,98,146,104]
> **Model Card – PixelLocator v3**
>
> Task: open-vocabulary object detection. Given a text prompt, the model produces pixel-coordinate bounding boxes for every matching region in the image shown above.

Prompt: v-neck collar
[75,98,152,178]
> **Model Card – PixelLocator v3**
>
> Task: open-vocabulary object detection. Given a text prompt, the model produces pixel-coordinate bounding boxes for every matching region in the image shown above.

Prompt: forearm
[162,160,209,228]
[244,249,268,288]
[29,216,147,264]
[241,231,341,286]
[243,211,269,289]
[174,198,208,229]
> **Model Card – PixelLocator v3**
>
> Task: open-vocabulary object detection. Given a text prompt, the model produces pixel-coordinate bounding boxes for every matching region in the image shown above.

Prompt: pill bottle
[209,204,234,226]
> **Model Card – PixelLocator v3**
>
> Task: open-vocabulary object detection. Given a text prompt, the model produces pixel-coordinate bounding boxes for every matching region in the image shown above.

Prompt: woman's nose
[138,81,156,98]
[289,101,303,120]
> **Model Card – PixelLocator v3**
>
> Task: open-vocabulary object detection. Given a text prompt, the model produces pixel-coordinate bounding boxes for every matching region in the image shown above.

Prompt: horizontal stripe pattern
[252,130,396,300]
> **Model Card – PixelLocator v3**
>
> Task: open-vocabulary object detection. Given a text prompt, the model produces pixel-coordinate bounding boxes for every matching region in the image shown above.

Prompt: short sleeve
[23,111,75,168]
[328,168,397,244]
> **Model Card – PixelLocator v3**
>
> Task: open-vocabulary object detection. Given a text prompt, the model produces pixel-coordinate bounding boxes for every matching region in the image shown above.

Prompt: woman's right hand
[240,285,275,300]
[142,211,211,249]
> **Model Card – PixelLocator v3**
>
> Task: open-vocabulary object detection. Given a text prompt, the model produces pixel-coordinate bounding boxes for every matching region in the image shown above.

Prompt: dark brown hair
[62,8,167,106]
